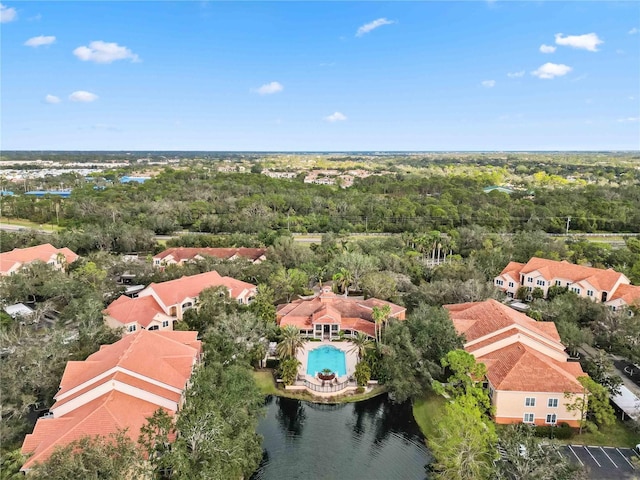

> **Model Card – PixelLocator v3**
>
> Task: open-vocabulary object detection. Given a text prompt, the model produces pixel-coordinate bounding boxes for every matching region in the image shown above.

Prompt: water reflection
[252,394,431,480]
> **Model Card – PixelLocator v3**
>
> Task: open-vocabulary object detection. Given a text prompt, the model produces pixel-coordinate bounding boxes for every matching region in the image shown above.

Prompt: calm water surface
[251,393,431,480]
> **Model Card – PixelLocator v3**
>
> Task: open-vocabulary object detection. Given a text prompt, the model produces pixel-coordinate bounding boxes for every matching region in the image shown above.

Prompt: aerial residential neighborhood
[2,0,640,478]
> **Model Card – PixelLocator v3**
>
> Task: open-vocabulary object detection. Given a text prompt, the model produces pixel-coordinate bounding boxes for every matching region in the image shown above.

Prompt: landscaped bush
[356,387,365,394]
[533,423,574,439]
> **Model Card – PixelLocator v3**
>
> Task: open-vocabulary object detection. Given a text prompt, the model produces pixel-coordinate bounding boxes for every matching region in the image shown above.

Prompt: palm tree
[371,304,392,343]
[349,332,373,361]
[276,325,305,360]
[332,267,353,295]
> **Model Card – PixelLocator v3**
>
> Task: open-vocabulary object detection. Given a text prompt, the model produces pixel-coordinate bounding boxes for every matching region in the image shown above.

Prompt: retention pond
[251,393,431,480]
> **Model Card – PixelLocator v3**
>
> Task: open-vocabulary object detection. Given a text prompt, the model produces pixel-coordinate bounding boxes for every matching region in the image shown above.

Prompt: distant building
[0,243,78,276]
[104,270,257,333]
[120,176,150,184]
[494,257,640,311]
[277,285,406,339]
[20,330,202,472]
[4,303,35,319]
[24,190,72,198]
[445,299,587,427]
[483,185,514,194]
[153,247,267,267]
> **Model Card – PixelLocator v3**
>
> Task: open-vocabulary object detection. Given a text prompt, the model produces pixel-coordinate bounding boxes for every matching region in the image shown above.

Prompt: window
[548,398,558,408]
[536,279,546,286]
[331,325,339,331]
[496,279,504,286]
[128,324,137,332]
[523,413,534,423]
[148,325,159,331]
[162,320,169,328]
[555,280,562,286]
[587,290,594,297]
[525,397,536,407]
[527,277,533,283]
[546,414,557,424]
[571,287,581,294]
[508,282,514,288]
[315,325,322,331]
[154,259,160,265]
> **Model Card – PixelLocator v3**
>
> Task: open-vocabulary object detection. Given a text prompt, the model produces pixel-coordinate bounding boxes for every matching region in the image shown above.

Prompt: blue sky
[2,1,639,151]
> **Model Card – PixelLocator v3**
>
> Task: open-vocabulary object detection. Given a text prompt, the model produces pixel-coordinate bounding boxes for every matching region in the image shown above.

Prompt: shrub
[355,386,365,394]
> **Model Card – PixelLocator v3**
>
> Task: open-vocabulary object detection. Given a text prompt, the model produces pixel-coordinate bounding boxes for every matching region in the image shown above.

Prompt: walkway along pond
[251,393,432,480]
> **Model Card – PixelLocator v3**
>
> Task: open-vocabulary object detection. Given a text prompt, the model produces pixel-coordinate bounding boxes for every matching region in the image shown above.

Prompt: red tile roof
[277,292,405,337]
[146,271,256,306]
[154,247,266,263]
[502,257,627,292]
[477,342,585,393]
[103,295,167,328]
[608,283,640,305]
[21,330,200,472]
[0,243,78,274]
[444,299,561,344]
[21,391,171,471]
[55,330,201,401]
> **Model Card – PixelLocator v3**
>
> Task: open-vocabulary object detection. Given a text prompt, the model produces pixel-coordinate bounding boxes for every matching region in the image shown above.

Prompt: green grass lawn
[556,419,640,448]
[412,391,447,440]
[1,216,61,232]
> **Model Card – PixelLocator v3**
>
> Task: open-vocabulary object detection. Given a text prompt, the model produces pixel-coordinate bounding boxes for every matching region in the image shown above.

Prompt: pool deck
[296,340,358,386]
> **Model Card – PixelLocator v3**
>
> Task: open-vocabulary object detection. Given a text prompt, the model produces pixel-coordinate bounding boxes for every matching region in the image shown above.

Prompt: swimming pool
[306,345,347,377]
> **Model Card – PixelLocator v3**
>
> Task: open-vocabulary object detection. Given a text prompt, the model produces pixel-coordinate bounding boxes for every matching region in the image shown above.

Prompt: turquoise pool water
[306,345,347,377]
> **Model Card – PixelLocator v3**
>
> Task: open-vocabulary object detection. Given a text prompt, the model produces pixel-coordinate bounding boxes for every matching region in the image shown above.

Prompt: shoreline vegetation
[252,369,387,404]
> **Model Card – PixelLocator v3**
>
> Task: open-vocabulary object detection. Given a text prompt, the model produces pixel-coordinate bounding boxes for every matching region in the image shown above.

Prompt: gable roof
[444,299,561,344]
[608,283,640,305]
[0,243,78,274]
[277,291,405,336]
[21,391,170,471]
[477,342,585,393]
[146,270,256,306]
[55,330,201,401]
[21,330,200,472]
[517,257,627,292]
[103,295,167,328]
[154,247,266,263]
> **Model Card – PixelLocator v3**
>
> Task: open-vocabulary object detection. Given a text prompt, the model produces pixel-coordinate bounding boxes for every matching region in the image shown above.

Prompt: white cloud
[356,18,395,37]
[73,40,140,63]
[24,35,55,47]
[481,80,496,88]
[254,81,284,95]
[539,44,556,53]
[1,3,17,23]
[69,91,98,102]
[531,62,572,79]
[629,27,638,35]
[618,117,639,123]
[554,33,603,52]
[45,94,60,104]
[507,70,525,78]
[324,112,347,122]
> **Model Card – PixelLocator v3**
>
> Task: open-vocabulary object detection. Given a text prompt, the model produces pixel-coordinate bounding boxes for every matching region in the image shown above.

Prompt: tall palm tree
[371,304,392,343]
[332,267,353,295]
[276,325,305,360]
[349,332,373,361]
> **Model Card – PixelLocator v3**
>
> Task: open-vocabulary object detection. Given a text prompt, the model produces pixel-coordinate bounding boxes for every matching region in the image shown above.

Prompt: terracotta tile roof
[477,342,585,393]
[153,247,266,263]
[146,271,256,306]
[444,299,561,344]
[608,283,640,305]
[21,391,171,471]
[55,330,201,401]
[0,243,78,274]
[519,257,626,292]
[498,261,525,280]
[21,330,200,472]
[103,295,167,328]
[277,293,405,336]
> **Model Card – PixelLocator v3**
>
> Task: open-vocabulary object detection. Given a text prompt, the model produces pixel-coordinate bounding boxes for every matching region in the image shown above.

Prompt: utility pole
[566,216,571,235]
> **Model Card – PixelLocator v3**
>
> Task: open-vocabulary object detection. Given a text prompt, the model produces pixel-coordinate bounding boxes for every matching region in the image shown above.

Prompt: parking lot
[559,445,639,479]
